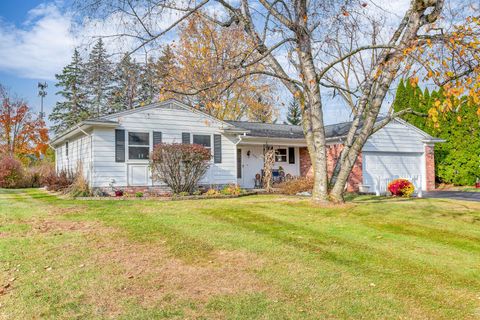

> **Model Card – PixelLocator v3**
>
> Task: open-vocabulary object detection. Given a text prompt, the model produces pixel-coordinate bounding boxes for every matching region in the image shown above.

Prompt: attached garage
[362,152,424,193]
[361,119,442,193]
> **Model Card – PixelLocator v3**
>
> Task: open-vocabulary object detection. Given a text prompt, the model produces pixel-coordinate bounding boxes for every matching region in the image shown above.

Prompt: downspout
[233,133,246,184]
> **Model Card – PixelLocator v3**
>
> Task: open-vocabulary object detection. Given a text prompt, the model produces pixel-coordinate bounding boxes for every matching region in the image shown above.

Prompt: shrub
[150,143,211,194]
[0,156,24,188]
[135,191,144,198]
[22,163,55,188]
[221,184,242,196]
[67,169,90,197]
[276,177,313,195]
[387,178,415,197]
[43,169,75,192]
[205,188,220,196]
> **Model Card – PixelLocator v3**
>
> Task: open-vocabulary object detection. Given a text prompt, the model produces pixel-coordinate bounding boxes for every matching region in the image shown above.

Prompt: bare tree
[78,0,479,203]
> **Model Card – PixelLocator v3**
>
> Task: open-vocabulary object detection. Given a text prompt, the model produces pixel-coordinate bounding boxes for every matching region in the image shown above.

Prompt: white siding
[362,120,429,192]
[55,131,92,183]
[91,103,237,188]
[363,120,425,153]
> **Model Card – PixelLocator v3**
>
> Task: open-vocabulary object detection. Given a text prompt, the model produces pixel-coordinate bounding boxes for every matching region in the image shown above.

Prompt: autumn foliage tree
[0,85,49,160]
[160,14,277,122]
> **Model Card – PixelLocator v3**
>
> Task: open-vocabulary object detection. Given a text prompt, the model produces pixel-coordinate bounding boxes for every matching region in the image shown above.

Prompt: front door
[236,148,243,186]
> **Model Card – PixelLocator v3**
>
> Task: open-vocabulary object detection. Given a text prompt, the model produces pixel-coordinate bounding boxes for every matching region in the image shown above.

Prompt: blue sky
[0,1,356,126]
[0,1,73,120]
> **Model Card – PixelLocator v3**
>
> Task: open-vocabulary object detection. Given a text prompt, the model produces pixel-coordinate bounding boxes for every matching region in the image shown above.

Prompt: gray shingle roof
[225,120,354,139]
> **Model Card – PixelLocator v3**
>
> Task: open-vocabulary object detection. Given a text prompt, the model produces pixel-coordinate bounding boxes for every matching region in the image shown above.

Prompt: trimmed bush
[221,184,242,196]
[277,177,313,195]
[0,156,24,188]
[387,178,415,197]
[150,143,211,194]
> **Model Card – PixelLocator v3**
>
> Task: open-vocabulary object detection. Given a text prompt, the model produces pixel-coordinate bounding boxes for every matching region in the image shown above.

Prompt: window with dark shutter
[115,129,125,162]
[182,132,190,144]
[153,131,162,147]
[213,134,222,163]
[128,132,150,160]
[288,147,295,164]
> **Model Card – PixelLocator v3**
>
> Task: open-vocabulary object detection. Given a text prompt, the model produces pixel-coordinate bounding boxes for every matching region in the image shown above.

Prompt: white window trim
[189,132,212,152]
[126,130,151,163]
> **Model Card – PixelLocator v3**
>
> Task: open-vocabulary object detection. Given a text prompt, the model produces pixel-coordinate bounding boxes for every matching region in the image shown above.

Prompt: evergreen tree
[393,80,480,185]
[85,38,114,117]
[137,57,159,106]
[110,53,141,111]
[50,48,89,134]
[285,97,302,125]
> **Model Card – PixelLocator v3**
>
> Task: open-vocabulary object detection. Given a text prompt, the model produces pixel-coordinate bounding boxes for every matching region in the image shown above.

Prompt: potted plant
[115,189,124,197]
[476,178,480,189]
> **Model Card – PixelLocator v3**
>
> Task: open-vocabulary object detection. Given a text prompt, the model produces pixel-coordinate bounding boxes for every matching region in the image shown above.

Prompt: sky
[0,0,409,127]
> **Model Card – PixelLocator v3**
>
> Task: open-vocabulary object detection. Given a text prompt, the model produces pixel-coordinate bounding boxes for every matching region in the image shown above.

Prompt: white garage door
[362,152,424,192]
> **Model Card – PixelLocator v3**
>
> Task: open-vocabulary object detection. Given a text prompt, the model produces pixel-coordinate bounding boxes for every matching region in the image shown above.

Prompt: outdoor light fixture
[247,150,251,157]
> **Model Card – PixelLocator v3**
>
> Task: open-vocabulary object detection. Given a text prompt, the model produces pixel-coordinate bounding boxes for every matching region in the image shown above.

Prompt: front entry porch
[236,144,303,189]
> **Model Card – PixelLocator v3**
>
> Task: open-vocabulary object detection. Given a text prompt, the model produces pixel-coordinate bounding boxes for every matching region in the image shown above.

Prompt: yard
[1,189,480,319]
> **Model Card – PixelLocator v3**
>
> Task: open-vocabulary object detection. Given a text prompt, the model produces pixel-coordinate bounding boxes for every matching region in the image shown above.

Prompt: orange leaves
[409,77,419,87]
[0,91,49,159]
[161,13,276,122]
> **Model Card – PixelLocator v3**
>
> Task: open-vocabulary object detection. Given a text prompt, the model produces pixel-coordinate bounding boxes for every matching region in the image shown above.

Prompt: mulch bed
[74,191,258,201]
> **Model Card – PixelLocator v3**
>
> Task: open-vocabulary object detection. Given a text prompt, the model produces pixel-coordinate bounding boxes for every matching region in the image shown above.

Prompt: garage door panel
[363,152,423,190]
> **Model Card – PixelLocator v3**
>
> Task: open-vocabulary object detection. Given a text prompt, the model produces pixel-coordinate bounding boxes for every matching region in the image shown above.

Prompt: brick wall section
[425,145,435,191]
[299,145,363,192]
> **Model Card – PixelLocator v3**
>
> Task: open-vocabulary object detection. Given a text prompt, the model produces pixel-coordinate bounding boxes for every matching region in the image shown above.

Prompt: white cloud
[0,1,183,80]
[0,3,75,80]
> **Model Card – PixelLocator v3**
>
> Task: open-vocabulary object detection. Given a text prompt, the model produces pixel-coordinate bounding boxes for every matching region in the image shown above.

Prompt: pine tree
[50,48,89,134]
[85,38,114,117]
[137,57,159,106]
[110,53,141,111]
[285,97,302,125]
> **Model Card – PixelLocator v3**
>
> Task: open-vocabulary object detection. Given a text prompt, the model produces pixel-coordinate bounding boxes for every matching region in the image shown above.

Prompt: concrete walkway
[423,191,480,202]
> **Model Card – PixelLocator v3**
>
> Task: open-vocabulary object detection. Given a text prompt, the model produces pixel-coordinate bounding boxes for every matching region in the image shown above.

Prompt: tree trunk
[295,5,329,203]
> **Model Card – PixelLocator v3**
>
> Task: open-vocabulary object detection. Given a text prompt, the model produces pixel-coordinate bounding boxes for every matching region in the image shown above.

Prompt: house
[50,99,443,195]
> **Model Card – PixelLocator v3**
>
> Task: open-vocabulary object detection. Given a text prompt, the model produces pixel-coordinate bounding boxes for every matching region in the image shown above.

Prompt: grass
[1,189,480,319]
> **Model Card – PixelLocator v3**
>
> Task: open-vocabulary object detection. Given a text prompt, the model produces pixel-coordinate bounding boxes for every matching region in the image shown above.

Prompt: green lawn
[1,189,480,319]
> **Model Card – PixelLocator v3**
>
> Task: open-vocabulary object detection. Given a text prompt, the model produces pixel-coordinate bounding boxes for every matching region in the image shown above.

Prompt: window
[128,132,149,160]
[275,148,287,162]
[193,134,211,149]
[288,147,295,164]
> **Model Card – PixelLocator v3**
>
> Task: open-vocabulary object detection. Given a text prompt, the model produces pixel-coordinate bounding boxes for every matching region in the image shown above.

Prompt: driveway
[423,191,480,202]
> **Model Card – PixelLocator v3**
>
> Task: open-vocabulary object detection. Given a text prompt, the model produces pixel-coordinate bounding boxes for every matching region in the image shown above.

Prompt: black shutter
[115,129,125,162]
[153,131,162,147]
[288,147,295,164]
[213,134,222,163]
[182,132,190,144]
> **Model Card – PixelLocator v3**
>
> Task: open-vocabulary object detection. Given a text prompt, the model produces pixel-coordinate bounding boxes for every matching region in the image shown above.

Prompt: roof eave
[422,138,445,144]
[50,120,118,146]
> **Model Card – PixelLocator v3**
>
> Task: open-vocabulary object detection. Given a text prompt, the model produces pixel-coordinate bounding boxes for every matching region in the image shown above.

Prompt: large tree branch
[317,45,395,80]
[129,0,210,55]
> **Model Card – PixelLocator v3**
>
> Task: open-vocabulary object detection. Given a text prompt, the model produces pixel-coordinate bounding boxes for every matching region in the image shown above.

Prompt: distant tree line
[50,38,170,134]
[394,79,480,186]
[50,14,277,134]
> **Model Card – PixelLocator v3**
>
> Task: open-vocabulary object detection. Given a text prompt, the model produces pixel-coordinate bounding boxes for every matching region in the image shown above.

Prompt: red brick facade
[299,145,363,192]
[425,145,435,191]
